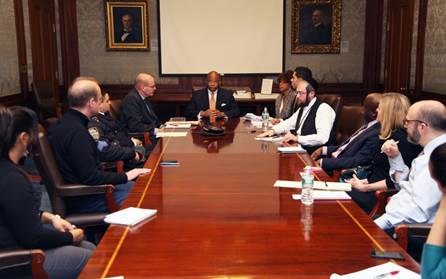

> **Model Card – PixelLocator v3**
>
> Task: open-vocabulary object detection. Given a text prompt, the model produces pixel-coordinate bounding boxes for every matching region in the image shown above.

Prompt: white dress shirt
[272,97,336,146]
[375,133,446,230]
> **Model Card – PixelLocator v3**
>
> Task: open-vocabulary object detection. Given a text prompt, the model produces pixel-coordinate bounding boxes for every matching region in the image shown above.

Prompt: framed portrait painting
[105,0,149,51]
[291,0,341,54]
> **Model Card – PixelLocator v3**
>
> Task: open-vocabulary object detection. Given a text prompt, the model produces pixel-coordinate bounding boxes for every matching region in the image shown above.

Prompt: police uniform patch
[88,127,100,141]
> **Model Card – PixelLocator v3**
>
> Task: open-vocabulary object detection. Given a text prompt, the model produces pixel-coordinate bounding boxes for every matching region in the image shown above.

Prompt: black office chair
[32,80,63,122]
[335,105,364,145]
[33,126,119,229]
[0,249,47,278]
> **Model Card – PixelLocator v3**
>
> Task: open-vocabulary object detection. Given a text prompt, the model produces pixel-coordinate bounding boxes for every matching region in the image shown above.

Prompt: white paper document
[234,92,252,99]
[104,207,157,226]
[156,131,188,138]
[292,190,351,200]
[260,78,273,94]
[277,146,306,153]
[165,120,200,126]
[254,93,280,100]
[250,121,263,129]
[274,180,352,191]
[329,261,419,279]
[255,136,283,142]
[164,123,191,129]
[243,113,263,121]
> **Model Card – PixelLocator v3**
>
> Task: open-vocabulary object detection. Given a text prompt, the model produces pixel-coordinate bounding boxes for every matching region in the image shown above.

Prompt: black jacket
[119,89,160,133]
[0,159,72,249]
[322,122,381,172]
[88,112,136,162]
[48,109,128,185]
[185,88,240,119]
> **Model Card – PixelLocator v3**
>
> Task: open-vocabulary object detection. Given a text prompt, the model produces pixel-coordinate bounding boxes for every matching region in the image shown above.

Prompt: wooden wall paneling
[363,0,384,94]
[13,0,29,100]
[58,0,80,94]
[414,0,428,100]
[28,0,59,102]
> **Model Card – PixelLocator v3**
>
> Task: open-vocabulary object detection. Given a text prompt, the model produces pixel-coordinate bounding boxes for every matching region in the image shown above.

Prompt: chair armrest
[395,223,432,250]
[0,249,47,278]
[128,131,152,145]
[99,161,124,173]
[369,189,399,217]
[56,184,115,197]
[57,184,120,213]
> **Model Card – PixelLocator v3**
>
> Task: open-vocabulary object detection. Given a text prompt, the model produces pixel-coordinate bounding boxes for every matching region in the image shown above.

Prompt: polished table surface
[80,118,420,278]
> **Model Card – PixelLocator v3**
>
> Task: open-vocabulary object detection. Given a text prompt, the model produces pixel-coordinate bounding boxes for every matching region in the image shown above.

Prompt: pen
[373,270,400,279]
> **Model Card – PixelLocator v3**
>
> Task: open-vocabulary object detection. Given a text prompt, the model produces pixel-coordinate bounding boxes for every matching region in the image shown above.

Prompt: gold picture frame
[291,0,341,54]
[105,0,149,51]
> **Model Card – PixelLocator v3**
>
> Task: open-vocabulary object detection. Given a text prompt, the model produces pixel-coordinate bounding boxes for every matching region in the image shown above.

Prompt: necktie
[332,124,368,158]
[210,92,216,110]
[294,106,305,132]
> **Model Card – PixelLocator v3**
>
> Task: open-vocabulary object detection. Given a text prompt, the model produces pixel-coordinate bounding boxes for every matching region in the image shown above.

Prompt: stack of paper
[234,92,252,99]
[255,136,283,142]
[277,146,306,153]
[254,93,280,100]
[330,261,419,279]
[164,123,191,129]
[244,113,263,121]
[156,131,188,138]
[292,190,351,200]
[165,120,200,126]
[274,180,352,191]
[104,207,157,226]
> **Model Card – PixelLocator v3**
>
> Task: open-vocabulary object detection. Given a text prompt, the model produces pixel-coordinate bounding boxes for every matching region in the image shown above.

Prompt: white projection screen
[158,0,284,75]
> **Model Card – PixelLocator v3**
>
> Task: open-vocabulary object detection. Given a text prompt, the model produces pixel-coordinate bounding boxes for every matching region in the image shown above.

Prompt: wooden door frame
[384,0,415,95]
[28,0,60,102]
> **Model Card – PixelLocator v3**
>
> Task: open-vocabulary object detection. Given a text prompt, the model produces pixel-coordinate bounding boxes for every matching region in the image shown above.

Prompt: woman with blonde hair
[347,92,422,214]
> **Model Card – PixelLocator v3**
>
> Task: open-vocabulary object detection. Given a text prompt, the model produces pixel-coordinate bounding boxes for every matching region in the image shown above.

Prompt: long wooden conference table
[80,118,420,278]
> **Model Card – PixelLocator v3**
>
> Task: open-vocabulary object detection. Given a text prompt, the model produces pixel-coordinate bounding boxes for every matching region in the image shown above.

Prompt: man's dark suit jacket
[185,88,240,119]
[120,89,160,133]
[321,122,381,172]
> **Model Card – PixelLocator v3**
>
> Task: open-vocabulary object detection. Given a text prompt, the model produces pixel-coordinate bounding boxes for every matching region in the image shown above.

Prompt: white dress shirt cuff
[374,215,392,230]
[322,146,327,155]
[388,153,409,183]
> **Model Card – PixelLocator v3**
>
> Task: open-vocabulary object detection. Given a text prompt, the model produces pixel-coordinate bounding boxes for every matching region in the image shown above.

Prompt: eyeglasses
[296,90,307,95]
[403,119,427,126]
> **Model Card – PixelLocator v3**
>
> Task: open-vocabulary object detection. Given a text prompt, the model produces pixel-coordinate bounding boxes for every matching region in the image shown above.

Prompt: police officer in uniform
[88,93,146,168]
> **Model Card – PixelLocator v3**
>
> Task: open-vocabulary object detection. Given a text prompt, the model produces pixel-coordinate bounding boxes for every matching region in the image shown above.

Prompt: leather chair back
[33,126,68,216]
[318,94,342,116]
[109,99,122,121]
[33,125,113,228]
[336,105,364,144]
[32,81,62,120]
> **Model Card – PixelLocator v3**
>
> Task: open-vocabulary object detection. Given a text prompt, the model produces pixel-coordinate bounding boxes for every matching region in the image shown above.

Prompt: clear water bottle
[261,107,269,131]
[300,170,314,205]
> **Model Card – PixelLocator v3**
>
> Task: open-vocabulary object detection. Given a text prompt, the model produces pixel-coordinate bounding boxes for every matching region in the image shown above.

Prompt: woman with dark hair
[271,70,297,125]
[294,66,319,91]
[422,142,446,278]
[0,105,94,278]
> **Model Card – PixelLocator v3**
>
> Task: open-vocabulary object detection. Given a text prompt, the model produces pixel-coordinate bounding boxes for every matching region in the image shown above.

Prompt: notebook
[104,207,157,226]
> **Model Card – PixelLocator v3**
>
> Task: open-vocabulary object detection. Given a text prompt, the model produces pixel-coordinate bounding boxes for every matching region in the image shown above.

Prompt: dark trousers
[67,181,134,213]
